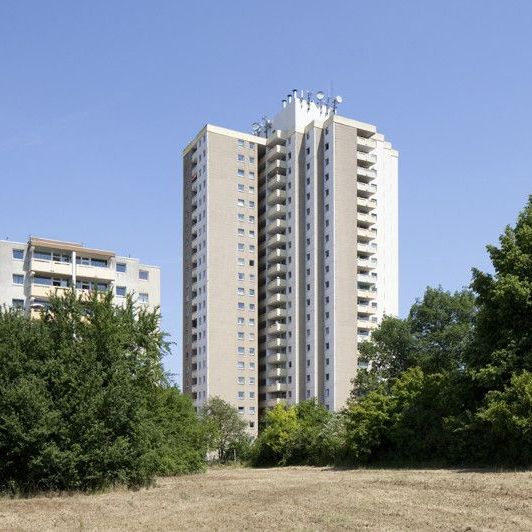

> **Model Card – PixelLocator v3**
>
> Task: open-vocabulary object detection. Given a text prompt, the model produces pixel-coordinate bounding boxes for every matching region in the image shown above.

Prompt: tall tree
[467,195,532,389]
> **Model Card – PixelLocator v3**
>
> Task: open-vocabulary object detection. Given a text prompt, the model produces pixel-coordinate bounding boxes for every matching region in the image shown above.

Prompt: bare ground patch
[0,467,530,531]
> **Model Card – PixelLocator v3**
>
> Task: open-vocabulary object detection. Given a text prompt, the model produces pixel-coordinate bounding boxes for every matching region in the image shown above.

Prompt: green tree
[250,403,298,465]
[0,290,204,493]
[353,288,475,398]
[200,397,250,462]
[467,195,532,390]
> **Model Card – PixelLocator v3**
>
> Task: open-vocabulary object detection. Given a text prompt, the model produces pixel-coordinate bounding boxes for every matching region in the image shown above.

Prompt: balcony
[357,227,377,241]
[268,293,287,308]
[357,151,377,167]
[266,130,286,147]
[267,159,287,177]
[267,218,287,235]
[267,322,287,336]
[267,174,286,192]
[265,382,287,394]
[357,212,376,226]
[267,263,287,276]
[267,337,287,350]
[357,304,376,314]
[357,197,377,211]
[30,259,72,277]
[357,319,377,330]
[357,167,377,181]
[264,396,287,408]
[266,352,287,364]
[357,137,377,152]
[357,182,377,197]
[358,288,377,299]
[357,273,375,284]
[357,259,377,270]
[266,144,286,162]
[267,189,286,206]
[76,264,115,282]
[357,242,376,255]
[266,233,286,249]
[267,248,287,263]
[267,367,287,379]
[30,284,69,299]
[267,307,287,321]
[267,204,286,220]
[267,277,286,293]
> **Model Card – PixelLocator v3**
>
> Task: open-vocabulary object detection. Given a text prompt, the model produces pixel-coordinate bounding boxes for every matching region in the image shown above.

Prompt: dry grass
[0,466,530,531]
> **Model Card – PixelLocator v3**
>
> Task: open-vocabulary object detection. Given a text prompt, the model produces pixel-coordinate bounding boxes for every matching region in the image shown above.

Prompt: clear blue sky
[1,1,531,383]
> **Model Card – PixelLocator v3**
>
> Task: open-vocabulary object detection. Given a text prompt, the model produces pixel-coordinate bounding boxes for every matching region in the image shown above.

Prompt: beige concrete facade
[0,237,160,315]
[182,90,398,424]
[182,126,266,433]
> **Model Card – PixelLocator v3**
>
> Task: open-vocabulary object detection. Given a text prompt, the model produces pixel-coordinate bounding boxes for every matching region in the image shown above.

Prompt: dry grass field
[0,466,530,531]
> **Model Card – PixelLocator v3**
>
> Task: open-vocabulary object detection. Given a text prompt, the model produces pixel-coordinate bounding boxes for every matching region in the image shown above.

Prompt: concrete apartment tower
[0,236,160,315]
[182,90,398,432]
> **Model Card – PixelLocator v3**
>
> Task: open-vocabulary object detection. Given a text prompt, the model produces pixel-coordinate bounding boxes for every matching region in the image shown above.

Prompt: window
[238,243,245,252]
[116,286,126,297]
[238,213,245,221]
[237,169,245,176]
[237,139,245,147]
[249,156,255,164]
[139,270,149,281]
[237,199,245,207]
[238,346,245,354]
[237,317,245,325]
[138,293,149,304]
[237,287,245,295]
[238,183,245,192]
[237,361,245,370]
[75,279,107,291]
[237,376,245,384]
[238,228,245,236]
[12,298,24,309]
[248,171,255,179]
[237,302,245,310]
[238,272,245,280]
[12,249,24,260]
[238,393,245,401]
[34,250,51,261]
[249,142,255,148]
[116,263,127,273]
[12,274,24,285]
[77,256,108,268]
[237,154,245,162]
[237,332,245,340]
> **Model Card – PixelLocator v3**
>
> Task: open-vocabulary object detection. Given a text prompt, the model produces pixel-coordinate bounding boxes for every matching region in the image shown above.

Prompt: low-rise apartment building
[0,236,160,313]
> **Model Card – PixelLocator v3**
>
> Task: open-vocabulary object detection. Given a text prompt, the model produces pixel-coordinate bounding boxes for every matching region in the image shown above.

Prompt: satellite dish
[316,91,325,101]
[334,95,343,104]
